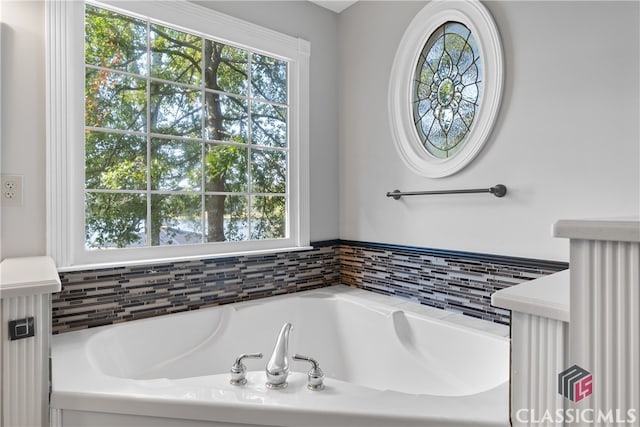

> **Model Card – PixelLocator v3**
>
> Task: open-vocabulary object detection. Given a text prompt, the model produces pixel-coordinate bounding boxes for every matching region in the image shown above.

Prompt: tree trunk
[204,41,226,242]
[149,81,163,246]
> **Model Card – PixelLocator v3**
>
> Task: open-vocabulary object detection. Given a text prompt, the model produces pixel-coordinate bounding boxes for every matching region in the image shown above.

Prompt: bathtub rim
[58,284,509,341]
[51,285,510,426]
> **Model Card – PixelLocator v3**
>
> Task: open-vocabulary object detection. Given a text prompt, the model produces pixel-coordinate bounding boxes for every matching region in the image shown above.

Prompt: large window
[85,4,289,248]
[47,0,310,268]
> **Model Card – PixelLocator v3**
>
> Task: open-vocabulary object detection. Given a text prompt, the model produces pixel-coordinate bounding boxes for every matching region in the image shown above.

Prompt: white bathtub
[51,285,510,427]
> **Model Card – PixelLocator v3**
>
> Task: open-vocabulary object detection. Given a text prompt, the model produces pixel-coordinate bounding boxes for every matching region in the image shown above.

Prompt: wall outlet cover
[1,175,23,206]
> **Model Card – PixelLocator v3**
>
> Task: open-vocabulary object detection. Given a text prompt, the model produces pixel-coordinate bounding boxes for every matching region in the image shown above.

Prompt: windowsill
[56,245,314,273]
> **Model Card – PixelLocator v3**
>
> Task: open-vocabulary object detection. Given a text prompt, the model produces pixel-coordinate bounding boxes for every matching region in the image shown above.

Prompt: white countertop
[491,270,569,322]
[553,218,640,242]
[0,256,61,298]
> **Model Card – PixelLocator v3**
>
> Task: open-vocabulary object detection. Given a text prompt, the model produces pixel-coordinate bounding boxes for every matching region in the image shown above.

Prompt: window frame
[46,0,310,270]
[388,0,503,178]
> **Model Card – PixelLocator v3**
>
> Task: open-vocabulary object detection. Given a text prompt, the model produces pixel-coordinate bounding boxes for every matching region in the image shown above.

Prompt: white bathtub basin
[51,285,510,426]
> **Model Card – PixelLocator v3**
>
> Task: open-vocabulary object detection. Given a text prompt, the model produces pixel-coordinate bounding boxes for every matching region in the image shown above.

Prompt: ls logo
[558,365,593,402]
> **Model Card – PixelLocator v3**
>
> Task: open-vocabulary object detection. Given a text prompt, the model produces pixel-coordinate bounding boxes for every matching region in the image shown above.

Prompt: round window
[389,1,503,177]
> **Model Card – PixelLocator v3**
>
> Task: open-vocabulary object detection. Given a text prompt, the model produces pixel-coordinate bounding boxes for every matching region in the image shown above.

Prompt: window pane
[150,195,202,246]
[413,21,482,159]
[204,94,247,143]
[205,195,248,242]
[85,192,146,249]
[251,196,285,240]
[425,27,444,71]
[86,131,146,190]
[151,138,202,191]
[457,40,476,76]
[251,53,287,104]
[85,5,147,75]
[151,24,202,86]
[86,69,146,131]
[461,63,479,86]
[251,101,287,148]
[82,4,295,254]
[459,99,476,128]
[150,82,202,137]
[251,149,286,194]
[204,144,248,192]
[204,41,248,96]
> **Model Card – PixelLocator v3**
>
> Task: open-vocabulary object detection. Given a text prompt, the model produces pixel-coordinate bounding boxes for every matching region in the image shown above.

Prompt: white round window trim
[388,0,503,178]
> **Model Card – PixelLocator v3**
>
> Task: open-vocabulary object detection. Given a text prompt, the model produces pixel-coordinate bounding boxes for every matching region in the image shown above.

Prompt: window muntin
[84,4,289,249]
[413,21,482,159]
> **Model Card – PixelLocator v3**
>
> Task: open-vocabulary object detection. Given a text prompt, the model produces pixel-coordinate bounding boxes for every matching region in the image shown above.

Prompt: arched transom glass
[413,22,482,159]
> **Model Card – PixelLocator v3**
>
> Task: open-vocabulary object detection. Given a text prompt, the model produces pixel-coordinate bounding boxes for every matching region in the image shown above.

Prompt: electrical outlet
[1,175,23,206]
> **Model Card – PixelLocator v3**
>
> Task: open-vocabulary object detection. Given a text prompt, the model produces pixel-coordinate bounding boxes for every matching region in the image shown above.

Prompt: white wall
[2,0,638,263]
[0,1,47,258]
[0,0,340,259]
[338,1,640,262]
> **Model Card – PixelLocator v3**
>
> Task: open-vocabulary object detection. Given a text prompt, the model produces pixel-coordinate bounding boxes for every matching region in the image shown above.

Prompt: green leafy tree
[84,5,287,248]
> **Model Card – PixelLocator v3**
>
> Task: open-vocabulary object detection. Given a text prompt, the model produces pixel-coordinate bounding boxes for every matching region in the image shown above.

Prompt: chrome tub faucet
[265,322,292,389]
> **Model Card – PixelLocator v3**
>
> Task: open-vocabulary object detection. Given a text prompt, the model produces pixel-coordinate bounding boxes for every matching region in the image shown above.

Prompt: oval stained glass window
[413,22,482,159]
[388,0,503,177]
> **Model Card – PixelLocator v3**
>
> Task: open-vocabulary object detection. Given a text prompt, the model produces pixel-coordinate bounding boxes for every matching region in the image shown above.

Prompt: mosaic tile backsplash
[52,240,568,333]
[339,241,567,325]
[53,242,340,334]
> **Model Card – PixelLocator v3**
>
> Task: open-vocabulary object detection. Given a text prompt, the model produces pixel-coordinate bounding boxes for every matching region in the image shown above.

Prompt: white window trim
[388,0,503,178]
[46,0,310,269]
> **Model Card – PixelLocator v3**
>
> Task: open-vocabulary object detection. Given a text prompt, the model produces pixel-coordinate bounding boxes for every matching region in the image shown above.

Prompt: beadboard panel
[569,239,640,425]
[510,312,567,426]
[2,294,51,426]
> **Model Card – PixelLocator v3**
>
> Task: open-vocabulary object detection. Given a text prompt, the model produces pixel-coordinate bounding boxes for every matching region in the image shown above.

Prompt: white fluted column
[492,269,570,426]
[555,218,640,427]
[1,257,61,427]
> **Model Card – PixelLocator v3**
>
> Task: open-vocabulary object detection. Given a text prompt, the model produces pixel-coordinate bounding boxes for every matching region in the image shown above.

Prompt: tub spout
[265,322,292,389]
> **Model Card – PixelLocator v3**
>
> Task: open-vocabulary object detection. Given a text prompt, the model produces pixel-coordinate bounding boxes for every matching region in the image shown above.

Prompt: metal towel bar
[386,184,507,200]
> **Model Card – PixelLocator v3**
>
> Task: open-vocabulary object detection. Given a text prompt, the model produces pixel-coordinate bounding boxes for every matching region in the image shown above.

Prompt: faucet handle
[293,354,325,391]
[230,353,263,385]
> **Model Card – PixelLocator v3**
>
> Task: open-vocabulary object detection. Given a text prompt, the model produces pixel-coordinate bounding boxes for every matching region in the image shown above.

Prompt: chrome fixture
[230,353,263,385]
[387,184,507,200]
[265,322,293,389]
[293,354,325,391]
